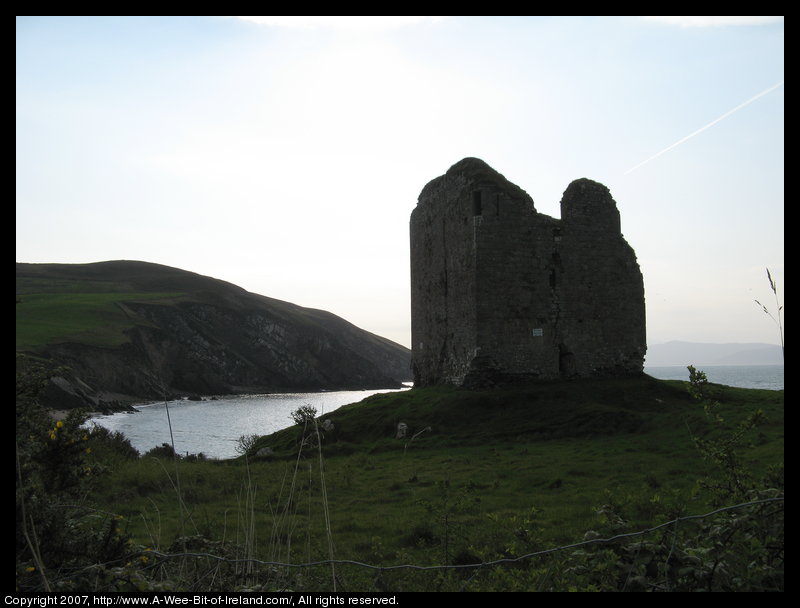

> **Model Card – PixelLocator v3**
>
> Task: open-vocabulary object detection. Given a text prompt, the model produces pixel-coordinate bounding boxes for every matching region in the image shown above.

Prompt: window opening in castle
[472,190,482,216]
[559,344,576,376]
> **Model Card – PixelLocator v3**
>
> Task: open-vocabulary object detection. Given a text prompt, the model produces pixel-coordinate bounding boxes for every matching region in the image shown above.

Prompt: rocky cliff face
[16,261,411,411]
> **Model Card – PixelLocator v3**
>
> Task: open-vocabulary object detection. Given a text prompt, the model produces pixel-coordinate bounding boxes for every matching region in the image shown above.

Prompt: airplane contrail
[624,80,784,175]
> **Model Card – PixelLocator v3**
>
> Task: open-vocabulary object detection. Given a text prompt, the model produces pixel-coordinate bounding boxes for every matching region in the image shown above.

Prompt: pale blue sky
[16,16,784,349]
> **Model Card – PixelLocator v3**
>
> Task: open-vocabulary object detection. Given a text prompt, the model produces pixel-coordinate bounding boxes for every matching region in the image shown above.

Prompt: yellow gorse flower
[48,420,65,440]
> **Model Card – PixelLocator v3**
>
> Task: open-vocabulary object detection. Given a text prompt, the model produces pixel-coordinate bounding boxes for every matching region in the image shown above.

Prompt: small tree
[686,365,767,502]
[289,404,317,426]
[235,433,259,456]
[681,364,784,591]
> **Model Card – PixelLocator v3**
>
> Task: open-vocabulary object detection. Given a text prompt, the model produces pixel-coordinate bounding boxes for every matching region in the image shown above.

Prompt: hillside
[16,261,411,411]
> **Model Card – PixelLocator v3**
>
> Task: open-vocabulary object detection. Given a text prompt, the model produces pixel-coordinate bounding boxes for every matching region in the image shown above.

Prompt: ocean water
[89,365,782,460]
[645,364,784,391]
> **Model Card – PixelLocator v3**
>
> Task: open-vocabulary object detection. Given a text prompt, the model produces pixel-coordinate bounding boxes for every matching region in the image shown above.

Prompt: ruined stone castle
[410,158,646,387]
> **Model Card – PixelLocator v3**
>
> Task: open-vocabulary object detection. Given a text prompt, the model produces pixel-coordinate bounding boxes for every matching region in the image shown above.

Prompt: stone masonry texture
[410,158,646,387]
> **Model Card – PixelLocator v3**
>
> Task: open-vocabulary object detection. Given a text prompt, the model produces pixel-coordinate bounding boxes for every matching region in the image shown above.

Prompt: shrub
[16,359,133,591]
[86,425,140,460]
[143,443,179,460]
[235,433,259,456]
[289,404,318,426]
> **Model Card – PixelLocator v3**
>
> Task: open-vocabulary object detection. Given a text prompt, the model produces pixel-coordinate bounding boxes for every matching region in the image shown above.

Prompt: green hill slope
[16,261,411,410]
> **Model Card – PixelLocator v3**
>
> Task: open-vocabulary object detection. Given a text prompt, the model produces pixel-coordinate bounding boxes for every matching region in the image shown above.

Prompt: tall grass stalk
[150,456,198,535]
[16,441,51,591]
[160,386,198,583]
[141,498,163,549]
[161,393,188,532]
[314,418,336,591]
[267,431,306,566]
[236,457,258,586]
[755,267,784,359]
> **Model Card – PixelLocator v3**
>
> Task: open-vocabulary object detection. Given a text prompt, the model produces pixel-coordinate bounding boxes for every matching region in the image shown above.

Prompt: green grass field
[16,292,181,348]
[84,376,783,591]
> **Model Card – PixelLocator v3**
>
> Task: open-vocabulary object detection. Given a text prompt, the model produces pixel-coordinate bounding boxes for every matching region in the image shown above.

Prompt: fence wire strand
[139,496,783,573]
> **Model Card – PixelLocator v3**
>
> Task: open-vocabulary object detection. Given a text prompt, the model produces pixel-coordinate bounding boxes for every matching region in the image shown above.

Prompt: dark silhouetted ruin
[410,158,646,387]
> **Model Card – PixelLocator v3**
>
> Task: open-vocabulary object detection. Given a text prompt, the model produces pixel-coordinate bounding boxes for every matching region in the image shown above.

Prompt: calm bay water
[89,365,782,460]
[88,388,408,460]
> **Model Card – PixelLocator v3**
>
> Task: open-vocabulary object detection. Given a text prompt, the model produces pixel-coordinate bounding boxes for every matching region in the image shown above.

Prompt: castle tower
[409,158,646,387]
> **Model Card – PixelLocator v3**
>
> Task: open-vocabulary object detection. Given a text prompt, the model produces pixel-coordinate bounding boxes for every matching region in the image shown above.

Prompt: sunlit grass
[16,292,181,348]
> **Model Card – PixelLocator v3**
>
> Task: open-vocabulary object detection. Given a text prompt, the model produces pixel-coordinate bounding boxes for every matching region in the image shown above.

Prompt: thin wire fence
[110,496,783,592]
[144,496,783,569]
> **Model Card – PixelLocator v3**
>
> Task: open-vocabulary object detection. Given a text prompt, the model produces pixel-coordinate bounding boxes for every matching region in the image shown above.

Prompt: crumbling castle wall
[410,158,646,387]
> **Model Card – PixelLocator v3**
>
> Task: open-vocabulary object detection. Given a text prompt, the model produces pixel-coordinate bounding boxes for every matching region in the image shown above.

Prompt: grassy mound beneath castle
[19,374,783,591]
[250,375,696,457]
